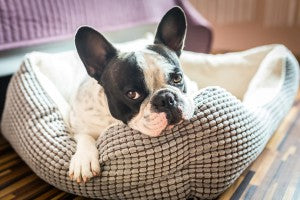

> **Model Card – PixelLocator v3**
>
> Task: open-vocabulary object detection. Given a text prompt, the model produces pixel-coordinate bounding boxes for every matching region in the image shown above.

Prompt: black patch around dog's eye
[125,90,141,100]
[101,52,149,124]
[170,73,183,84]
[168,72,185,92]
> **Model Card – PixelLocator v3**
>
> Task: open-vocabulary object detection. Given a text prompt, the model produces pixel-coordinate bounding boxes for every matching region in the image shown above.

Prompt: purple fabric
[0,0,212,53]
[178,0,213,53]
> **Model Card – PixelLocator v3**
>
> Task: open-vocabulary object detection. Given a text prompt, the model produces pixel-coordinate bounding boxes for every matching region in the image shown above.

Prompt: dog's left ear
[75,26,117,82]
[154,7,187,56]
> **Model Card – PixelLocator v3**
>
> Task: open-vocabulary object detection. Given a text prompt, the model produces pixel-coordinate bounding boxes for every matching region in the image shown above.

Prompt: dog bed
[1,44,299,199]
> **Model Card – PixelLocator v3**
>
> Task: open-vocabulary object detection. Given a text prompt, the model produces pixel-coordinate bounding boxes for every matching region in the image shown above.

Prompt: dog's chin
[142,113,186,136]
[128,112,168,137]
[128,112,188,137]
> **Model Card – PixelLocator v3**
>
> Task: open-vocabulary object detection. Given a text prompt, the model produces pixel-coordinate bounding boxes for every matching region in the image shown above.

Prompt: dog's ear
[154,7,187,56]
[75,26,117,81]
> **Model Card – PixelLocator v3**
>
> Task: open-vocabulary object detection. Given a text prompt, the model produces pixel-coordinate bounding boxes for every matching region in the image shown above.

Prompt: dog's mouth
[150,106,187,134]
[128,96,194,137]
[150,89,194,128]
[164,106,184,125]
[140,109,185,137]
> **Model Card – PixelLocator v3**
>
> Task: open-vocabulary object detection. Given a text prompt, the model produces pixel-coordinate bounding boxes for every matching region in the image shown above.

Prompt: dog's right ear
[154,7,187,57]
[75,26,117,81]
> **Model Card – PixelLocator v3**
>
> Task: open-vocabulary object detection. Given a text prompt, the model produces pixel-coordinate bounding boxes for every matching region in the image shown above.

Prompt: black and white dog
[69,7,198,182]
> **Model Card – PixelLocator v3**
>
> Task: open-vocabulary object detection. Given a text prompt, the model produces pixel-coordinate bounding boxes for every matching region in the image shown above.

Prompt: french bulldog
[68,7,198,183]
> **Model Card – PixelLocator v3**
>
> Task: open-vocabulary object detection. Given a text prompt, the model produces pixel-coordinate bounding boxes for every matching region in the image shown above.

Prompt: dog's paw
[69,148,100,183]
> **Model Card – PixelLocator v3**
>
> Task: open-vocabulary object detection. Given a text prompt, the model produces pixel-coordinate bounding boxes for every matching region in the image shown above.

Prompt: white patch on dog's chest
[69,77,119,138]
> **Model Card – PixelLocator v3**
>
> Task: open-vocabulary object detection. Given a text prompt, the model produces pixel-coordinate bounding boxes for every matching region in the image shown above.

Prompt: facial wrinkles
[127,50,195,136]
[139,51,195,120]
[128,102,168,137]
[126,51,170,136]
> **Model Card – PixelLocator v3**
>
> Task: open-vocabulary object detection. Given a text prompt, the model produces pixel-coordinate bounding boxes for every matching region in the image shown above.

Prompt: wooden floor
[0,92,300,200]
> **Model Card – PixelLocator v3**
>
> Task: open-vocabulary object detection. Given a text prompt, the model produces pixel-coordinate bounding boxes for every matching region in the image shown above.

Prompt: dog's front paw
[69,149,100,183]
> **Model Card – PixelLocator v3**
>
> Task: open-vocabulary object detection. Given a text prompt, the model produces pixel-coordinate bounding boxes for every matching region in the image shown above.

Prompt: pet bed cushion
[1,44,299,199]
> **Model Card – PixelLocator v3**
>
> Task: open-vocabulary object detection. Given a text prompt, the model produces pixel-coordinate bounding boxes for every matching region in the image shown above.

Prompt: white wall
[190,0,300,55]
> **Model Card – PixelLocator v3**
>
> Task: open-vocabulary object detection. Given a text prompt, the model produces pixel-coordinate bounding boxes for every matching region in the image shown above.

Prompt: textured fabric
[0,0,212,53]
[1,45,299,199]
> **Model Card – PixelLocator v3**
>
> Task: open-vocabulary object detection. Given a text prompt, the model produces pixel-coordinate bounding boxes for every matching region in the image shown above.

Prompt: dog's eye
[126,91,140,100]
[172,74,182,84]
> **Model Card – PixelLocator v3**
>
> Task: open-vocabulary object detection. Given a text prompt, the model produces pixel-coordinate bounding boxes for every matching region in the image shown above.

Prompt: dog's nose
[151,90,182,125]
[152,91,177,110]
[151,90,183,125]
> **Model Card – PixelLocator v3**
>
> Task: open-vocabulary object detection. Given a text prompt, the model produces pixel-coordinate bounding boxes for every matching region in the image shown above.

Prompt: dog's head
[75,7,195,137]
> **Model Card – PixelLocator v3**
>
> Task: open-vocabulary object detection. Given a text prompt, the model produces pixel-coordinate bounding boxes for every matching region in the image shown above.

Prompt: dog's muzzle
[151,90,183,125]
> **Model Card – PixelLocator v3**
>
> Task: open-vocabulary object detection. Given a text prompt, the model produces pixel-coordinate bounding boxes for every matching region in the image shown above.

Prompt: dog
[68,7,198,183]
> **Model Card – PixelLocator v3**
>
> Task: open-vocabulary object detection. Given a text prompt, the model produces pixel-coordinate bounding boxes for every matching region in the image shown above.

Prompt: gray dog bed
[1,44,299,199]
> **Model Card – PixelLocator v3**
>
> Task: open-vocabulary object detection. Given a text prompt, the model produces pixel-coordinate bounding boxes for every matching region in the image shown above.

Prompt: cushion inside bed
[181,44,288,106]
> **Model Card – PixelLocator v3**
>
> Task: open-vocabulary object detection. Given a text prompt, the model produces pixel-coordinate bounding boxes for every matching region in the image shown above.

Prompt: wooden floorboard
[0,92,300,199]
[219,91,300,200]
